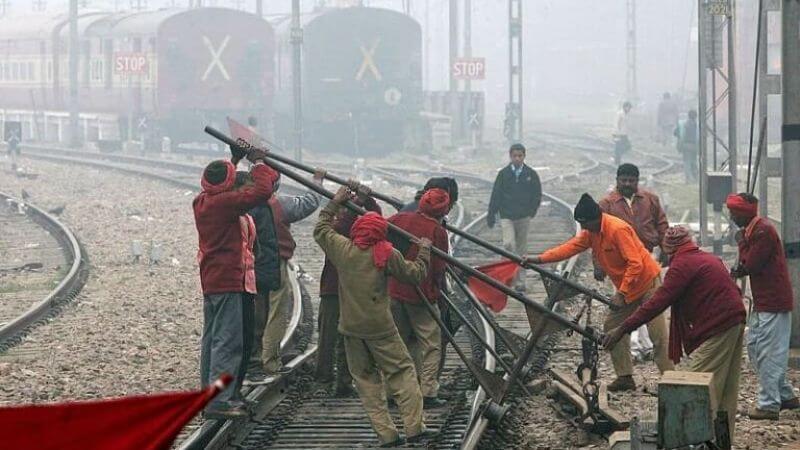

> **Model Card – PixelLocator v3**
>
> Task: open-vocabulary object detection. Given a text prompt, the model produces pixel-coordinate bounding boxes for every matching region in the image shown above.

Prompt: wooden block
[553,380,589,416]
[657,370,715,449]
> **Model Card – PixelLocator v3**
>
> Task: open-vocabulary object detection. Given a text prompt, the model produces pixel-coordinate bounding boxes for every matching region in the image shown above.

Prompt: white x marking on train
[202,35,231,81]
[355,39,382,82]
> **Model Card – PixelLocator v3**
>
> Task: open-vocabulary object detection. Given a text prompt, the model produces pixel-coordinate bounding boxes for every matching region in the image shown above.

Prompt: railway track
[0,191,87,353]
[12,136,675,449]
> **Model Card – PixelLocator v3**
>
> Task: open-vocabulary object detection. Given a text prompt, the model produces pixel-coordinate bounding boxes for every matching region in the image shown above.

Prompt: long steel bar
[210,126,614,308]
[204,126,604,343]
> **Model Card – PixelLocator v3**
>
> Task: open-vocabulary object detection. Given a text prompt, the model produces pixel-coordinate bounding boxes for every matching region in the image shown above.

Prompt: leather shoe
[607,375,636,392]
[423,396,447,408]
[748,407,779,421]
[781,397,800,410]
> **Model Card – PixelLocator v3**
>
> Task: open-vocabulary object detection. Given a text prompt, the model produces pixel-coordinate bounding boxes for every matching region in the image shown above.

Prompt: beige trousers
[686,323,744,440]
[263,260,290,372]
[391,301,442,397]
[500,218,530,285]
[344,333,425,444]
[603,277,674,376]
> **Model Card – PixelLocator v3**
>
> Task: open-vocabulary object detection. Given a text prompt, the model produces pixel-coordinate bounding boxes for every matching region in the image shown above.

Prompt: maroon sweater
[318,197,382,297]
[622,244,745,364]
[387,212,449,304]
[269,197,295,260]
[737,217,794,312]
[193,163,277,295]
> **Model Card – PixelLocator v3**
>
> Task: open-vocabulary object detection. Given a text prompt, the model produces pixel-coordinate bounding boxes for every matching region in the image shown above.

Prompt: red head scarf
[201,160,236,194]
[725,193,758,219]
[661,225,693,254]
[350,212,394,269]
[419,188,451,218]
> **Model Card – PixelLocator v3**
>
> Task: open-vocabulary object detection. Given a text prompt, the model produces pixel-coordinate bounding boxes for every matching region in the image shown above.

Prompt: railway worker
[401,177,459,213]
[193,148,279,419]
[527,193,674,391]
[316,189,382,396]
[256,170,325,378]
[603,226,746,437]
[613,101,633,165]
[727,193,799,420]
[400,176,459,377]
[388,188,451,408]
[656,92,679,145]
[675,109,699,182]
[487,143,542,292]
[597,163,669,362]
[314,183,436,447]
[243,169,325,384]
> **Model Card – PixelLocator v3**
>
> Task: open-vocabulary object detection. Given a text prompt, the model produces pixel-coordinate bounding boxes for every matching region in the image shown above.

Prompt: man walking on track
[487,143,542,292]
[314,183,436,447]
[527,193,674,391]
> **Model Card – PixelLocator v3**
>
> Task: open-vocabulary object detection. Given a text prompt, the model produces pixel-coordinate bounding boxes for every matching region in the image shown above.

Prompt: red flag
[227,116,261,148]
[467,259,520,313]
[0,374,232,450]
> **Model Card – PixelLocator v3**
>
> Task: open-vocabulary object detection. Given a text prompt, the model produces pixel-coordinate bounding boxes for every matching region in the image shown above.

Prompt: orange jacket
[540,213,661,302]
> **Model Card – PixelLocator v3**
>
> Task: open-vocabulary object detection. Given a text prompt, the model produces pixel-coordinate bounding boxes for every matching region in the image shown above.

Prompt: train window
[11,62,19,81]
[28,62,35,81]
[0,62,4,81]
[47,61,53,82]
[20,62,28,80]
[104,39,113,89]
[91,60,103,83]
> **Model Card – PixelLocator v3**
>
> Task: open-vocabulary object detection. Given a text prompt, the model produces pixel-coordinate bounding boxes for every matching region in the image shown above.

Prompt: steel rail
[0,192,88,351]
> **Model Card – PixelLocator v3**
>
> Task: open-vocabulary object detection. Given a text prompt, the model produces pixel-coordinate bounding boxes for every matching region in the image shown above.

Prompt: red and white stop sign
[452,58,486,80]
[114,53,149,74]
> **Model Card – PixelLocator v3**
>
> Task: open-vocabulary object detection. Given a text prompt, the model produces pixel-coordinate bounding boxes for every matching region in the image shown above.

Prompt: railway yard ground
[0,125,798,449]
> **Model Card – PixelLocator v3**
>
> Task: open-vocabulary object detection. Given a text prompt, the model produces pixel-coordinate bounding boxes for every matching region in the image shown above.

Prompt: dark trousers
[200,292,254,407]
[248,292,270,372]
[315,294,352,388]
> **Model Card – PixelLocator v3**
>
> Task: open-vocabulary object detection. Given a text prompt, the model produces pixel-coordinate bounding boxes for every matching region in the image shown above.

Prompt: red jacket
[193,163,277,295]
[319,197,381,297]
[387,212,449,303]
[737,217,794,312]
[622,244,746,363]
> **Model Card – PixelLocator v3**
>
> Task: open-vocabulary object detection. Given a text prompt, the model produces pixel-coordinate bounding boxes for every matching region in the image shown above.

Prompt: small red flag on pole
[467,259,520,313]
[0,374,232,450]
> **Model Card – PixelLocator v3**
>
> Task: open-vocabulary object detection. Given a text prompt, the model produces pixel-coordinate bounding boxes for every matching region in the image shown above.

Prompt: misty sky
[6,1,705,129]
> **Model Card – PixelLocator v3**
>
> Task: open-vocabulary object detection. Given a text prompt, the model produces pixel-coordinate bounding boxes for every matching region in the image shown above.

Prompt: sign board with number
[452,58,486,80]
[114,53,149,74]
[706,0,731,16]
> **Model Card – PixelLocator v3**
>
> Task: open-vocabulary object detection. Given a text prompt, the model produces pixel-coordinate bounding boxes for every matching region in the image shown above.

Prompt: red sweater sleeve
[740,227,775,276]
[622,262,688,333]
[204,163,277,219]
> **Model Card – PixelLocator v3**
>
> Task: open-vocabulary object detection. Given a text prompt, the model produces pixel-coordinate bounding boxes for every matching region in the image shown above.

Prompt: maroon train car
[0,8,274,147]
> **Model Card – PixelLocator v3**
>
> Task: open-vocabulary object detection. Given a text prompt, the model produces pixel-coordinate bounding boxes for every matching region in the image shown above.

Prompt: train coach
[0,8,274,148]
[272,6,424,156]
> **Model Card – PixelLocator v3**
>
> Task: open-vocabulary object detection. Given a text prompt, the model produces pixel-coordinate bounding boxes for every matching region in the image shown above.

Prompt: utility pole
[255,0,262,16]
[291,0,303,162]
[756,0,781,216]
[696,0,737,251]
[505,0,522,143]
[33,0,47,12]
[463,0,471,97]
[69,0,80,148]
[625,0,638,102]
[448,0,459,141]
[782,0,800,347]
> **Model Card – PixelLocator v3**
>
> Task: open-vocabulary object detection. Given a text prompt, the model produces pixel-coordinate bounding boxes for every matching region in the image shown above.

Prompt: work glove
[593,267,606,282]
